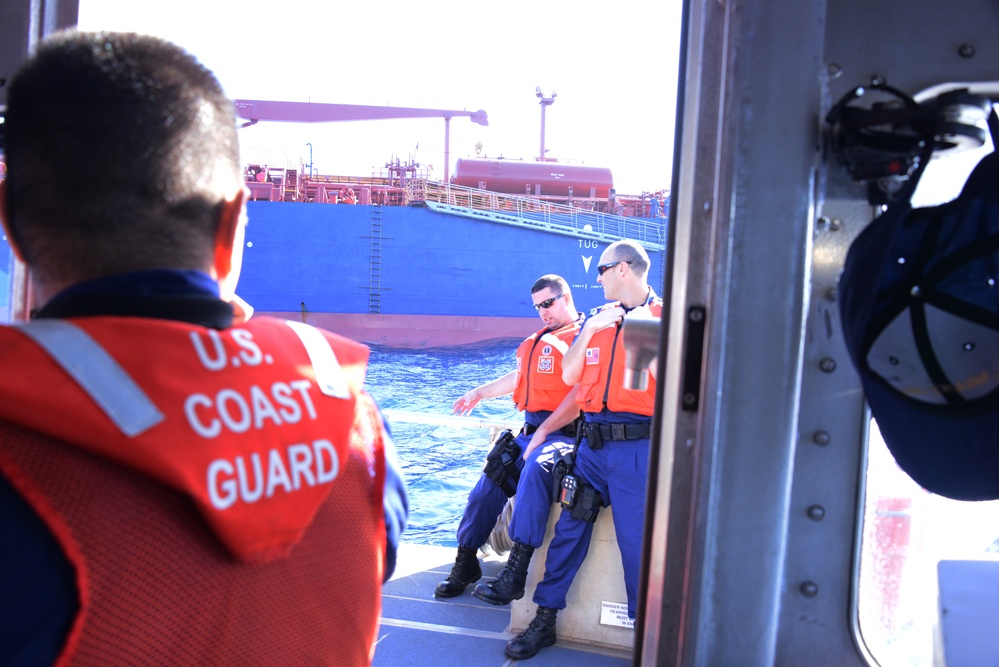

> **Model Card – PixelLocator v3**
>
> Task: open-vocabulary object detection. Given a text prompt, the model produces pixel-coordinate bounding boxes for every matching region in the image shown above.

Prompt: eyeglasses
[533,293,566,310]
[597,260,630,276]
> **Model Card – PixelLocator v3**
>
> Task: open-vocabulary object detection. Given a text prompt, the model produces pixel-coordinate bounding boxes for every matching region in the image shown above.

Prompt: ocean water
[365,339,524,546]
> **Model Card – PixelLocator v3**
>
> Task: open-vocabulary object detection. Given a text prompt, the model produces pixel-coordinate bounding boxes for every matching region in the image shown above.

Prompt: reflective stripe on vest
[2,315,377,564]
[285,320,350,399]
[15,320,165,437]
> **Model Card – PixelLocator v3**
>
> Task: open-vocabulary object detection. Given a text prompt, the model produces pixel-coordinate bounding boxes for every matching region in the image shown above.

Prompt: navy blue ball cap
[839,111,999,500]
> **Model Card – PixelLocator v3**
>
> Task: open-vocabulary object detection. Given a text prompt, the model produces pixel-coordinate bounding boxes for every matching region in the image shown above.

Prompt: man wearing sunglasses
[501,239,662,660]
[435,275,583,599]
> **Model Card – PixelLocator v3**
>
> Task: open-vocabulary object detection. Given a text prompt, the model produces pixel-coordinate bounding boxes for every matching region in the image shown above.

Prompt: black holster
[483,429,521,497]
[551,447,602,523]
[582,422,604,450]
[551,449,574,503]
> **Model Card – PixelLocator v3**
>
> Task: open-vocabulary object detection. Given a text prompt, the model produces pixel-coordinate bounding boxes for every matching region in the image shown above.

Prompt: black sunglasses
[533,293,566,310]
[597,260,631,276]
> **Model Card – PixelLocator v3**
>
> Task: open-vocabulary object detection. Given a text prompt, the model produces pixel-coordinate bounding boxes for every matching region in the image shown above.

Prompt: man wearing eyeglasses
[435,275,583,599]
[500,239,662,660]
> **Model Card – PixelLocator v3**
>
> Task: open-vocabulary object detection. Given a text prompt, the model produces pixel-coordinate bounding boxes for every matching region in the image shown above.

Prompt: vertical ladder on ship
[282,169,299,201]
[368,204,383,313]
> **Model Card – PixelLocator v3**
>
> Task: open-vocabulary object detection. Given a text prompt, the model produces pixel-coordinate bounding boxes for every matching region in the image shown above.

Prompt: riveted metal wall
[641,0,999,665]
[782,1,999,664]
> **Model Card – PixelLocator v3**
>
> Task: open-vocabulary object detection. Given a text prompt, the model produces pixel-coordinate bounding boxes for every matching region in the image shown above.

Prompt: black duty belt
[581,421,650,449]
[595,422,650,440]
[523,421,578,438]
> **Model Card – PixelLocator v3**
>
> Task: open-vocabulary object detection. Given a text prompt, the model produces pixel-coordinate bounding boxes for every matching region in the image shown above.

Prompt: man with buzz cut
[436,274,583,599]
[0,30,406,666]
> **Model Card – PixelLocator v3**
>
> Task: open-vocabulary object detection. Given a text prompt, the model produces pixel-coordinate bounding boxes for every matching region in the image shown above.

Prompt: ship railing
[245,163,421,202]
[291,174,409,206]
[300,169,430,193]
[416,180,666,251]
[305,174,397,187]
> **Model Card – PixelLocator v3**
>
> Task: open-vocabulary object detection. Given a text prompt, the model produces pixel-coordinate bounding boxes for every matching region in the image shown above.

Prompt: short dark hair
[605,239,650,277]
[531,274,570,297]
[4,31,241,284]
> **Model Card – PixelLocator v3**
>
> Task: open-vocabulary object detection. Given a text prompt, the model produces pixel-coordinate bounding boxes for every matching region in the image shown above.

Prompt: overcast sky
[77,0,683,195]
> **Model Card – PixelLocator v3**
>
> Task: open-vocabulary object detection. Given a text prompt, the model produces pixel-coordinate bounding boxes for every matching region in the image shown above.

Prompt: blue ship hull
[238,201,666,346]
[0,201,665,347]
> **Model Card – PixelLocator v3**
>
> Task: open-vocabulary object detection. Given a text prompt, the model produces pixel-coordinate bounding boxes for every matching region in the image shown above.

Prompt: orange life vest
[512,319,580,412]
[0,316,386,666]
[576,298,664,416]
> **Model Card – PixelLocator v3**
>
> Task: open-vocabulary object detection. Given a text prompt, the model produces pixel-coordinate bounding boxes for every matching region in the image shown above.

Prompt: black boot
[471,542,534,605]
[505,606,558,659]
[434,547,482,598]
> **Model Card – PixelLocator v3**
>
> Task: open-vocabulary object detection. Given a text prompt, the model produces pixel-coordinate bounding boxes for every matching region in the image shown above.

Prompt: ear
[212,187,248,300]
[0,181,27,263]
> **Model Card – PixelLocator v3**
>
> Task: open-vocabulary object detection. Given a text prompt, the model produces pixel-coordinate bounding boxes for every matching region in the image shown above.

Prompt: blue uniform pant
[455,429,573,549]
[508,436,572,549]
[533,435,650,618]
